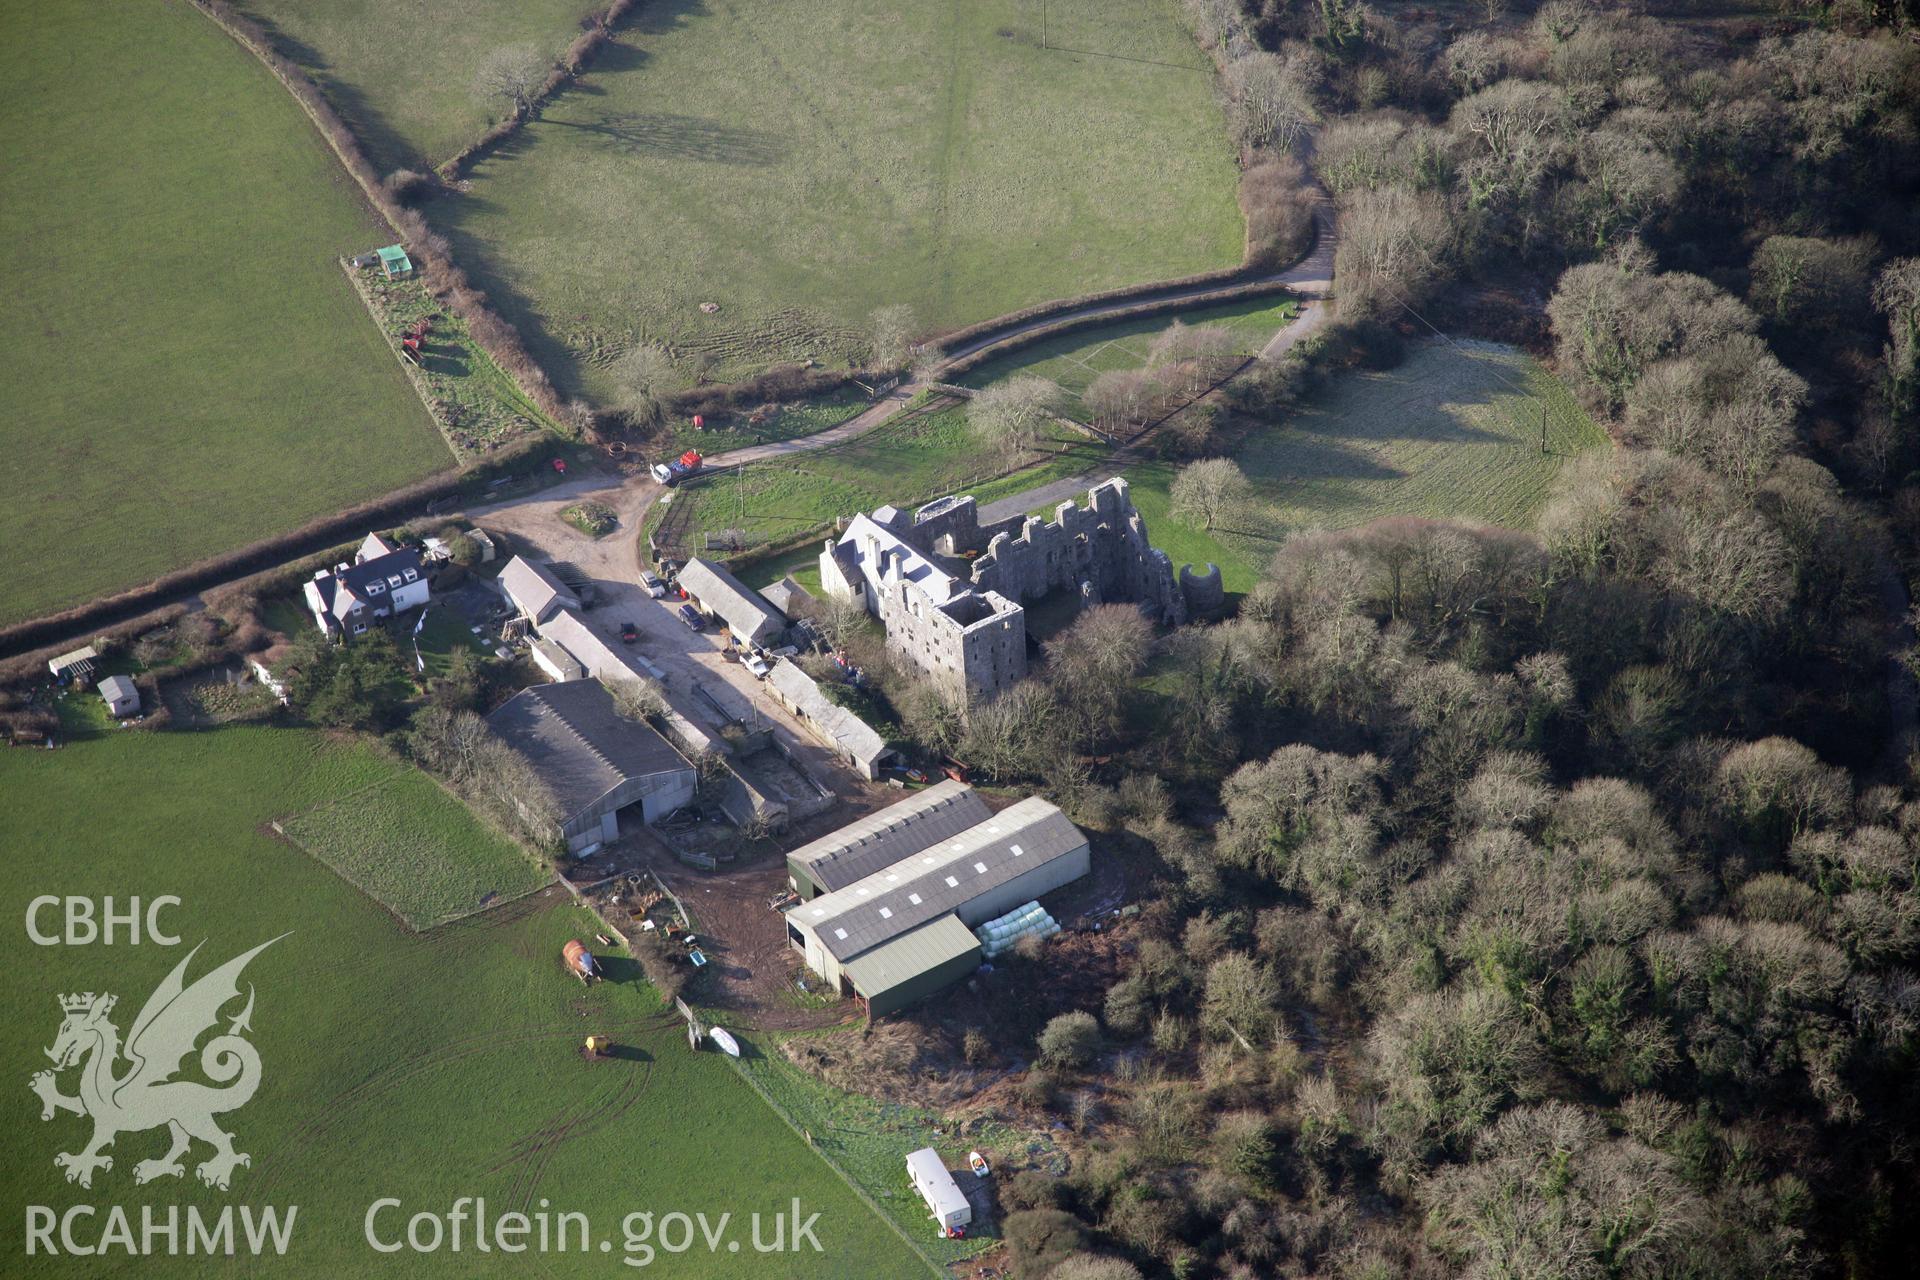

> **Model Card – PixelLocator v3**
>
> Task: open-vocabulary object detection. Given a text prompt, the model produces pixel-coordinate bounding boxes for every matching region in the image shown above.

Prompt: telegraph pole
[1042,0,1047,49]
[1540,403,1548,455]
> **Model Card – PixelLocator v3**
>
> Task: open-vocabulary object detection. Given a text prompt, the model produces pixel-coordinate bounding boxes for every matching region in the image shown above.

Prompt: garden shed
[375,245,413,279]
[97,675,140,719]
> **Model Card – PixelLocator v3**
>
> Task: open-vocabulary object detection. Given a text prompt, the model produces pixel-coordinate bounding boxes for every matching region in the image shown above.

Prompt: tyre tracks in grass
[252,1009,675,1197]
[489,1054,653,1214]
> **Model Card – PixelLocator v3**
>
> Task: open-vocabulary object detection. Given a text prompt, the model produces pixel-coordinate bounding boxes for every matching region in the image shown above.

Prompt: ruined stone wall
[956,479,1188,624]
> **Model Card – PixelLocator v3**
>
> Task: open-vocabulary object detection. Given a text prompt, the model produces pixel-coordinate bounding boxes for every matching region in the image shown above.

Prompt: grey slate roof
[540,609,639,685]
[678,557,787,646]
[835,514,963,606]
[796,796,1086,961]
[762,575,814,614]
[486,680,692,822]
[310,547,424,622]
[500,556,580,623]
[767,659,890,776]
[785,777,990,893]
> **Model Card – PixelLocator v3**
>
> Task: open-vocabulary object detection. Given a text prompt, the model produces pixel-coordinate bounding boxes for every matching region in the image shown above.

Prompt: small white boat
[968,1150,990,1178]
[709,1027,742,1058]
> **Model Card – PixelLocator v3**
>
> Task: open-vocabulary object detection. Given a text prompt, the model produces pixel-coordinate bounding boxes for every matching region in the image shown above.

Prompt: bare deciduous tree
[1169,458,1251,532]
[613,342,676,427]
[967,376,1060,467]
[1084,368,1163,434]
[1224,52,1315,153]
[474,44,550,120]
[1335,184,1453,318]
[867,303,916,371]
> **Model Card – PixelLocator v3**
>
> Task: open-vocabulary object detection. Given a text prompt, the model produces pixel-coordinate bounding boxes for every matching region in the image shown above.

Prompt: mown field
[238,0,595,172]
[433,0,1243,399]
[957,294,1299,418]
[278,767,549,930]
[1086,340,1611,592]
[654,402,1110,561]
[0,0,449,627]
[0,726,929,1277]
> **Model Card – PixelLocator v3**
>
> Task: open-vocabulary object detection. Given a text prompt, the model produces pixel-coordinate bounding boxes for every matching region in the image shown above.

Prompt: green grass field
[238,0,596,172]
[957,295,1299,418]
[659,387,874,455]
[278,767,550,930]
[1102,339,1611,590]
[0,727,929,1276]
[653,402,1109,560]
[432,0,1243,399]
[0,0,450,626]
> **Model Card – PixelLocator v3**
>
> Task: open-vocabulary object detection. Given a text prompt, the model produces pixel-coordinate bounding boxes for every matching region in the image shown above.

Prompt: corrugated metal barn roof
[486,679,692,822]
[797,796,1085,961]
[843,913,981,997]
[679,557,787,645]
[785,779,992,893]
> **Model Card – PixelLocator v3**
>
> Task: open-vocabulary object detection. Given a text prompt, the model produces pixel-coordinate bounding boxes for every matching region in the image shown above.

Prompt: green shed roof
[844,913,981,999]
[376,245,412,270]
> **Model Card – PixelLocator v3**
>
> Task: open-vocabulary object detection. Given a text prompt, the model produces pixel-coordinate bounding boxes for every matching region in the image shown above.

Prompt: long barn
[783,794,1089,1016]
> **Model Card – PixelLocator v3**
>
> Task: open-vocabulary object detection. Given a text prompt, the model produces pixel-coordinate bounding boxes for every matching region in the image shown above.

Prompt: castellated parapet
[821,479,1206,709]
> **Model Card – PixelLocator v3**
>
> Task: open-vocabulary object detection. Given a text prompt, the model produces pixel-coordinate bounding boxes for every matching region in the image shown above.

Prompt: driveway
[464,476,869,795]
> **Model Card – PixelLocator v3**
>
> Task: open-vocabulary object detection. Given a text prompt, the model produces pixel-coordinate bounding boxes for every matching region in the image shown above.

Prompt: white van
[905,1148,972,1236]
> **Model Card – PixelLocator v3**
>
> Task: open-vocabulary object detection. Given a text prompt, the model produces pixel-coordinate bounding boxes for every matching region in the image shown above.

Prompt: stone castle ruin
[821,478,1217,707]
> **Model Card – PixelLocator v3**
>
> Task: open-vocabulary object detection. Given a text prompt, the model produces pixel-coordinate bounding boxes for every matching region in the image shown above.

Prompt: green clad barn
[842,916,985,1018]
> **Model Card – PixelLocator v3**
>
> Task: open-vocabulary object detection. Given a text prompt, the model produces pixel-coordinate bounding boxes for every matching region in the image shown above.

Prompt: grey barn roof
[796,797,1085,961]
[500,556,580,622]
[762,575,814,614]
[678,557,786,646]
[767,659,891,777]
[786,778,991,893]
[486,680,692,822]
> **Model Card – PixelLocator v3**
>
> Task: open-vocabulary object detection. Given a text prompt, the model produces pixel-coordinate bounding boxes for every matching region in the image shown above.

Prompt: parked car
[619,621,639,645]
[678,604,705,631]
[743,653,772,679]
[640,572,667,599]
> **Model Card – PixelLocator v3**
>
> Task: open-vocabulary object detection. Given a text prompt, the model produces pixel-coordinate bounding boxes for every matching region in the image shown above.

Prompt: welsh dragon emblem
[30,936,285,1191]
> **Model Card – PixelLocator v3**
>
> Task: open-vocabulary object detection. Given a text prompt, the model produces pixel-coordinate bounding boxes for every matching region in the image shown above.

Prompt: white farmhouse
[302,533,429,640]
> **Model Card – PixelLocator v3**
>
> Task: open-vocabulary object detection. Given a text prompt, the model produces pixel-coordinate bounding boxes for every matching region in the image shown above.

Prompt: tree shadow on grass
[548,111,784,166]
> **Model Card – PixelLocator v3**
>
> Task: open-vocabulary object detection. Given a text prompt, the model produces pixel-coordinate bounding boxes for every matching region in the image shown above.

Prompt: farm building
[96,675,140,718]
[47,645,98,682]
[784,795,1089,1016]
[766,658,894,780]
[529,636,586,683]
[677,557,787,647]
[500,555,582,626]
[303,535,428,639]
[784,778,991,899]
[486,679,697,855]
[762,575,814,615]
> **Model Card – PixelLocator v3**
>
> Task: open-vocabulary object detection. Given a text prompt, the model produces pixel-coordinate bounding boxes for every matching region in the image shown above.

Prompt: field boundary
[435,0,643,179]
[186,0,570,420]
[722,1052,950,1279]
[938,279,1298,381]
[273,768,556,933]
